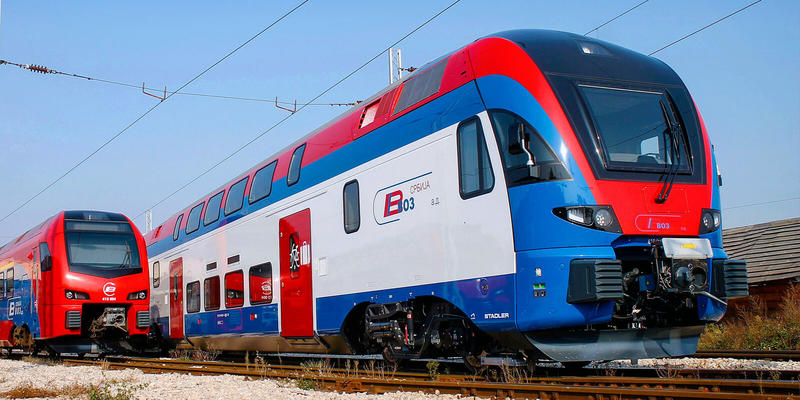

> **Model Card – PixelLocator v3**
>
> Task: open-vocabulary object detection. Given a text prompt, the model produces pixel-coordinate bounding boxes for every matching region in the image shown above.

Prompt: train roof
[488,29,682,86]
[0,210,131,255]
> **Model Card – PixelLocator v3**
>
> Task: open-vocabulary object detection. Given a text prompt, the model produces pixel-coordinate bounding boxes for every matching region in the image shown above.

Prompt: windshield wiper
[655,101,682,204]
[118,248,132,269]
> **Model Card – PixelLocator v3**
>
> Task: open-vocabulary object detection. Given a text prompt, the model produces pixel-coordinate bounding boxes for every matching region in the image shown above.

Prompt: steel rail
[61,357,800,399]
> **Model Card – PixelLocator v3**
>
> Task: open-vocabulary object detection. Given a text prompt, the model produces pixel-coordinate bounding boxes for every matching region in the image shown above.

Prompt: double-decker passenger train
[145,29,748,365]
[0,210,150,355]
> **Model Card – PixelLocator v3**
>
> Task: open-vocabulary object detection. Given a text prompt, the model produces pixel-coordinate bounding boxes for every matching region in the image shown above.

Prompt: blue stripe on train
[147,81,486,257]
[184,304,278,337]
[315,274,516,335]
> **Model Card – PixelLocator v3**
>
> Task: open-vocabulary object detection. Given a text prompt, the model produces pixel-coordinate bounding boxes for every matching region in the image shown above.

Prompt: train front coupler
[89,307,128,338]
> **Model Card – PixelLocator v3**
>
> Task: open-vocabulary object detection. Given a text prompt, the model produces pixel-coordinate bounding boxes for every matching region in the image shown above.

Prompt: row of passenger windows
[173,144,306,241]
[0,270,13,299]
[185,263,273,313]
[170,116,501,245]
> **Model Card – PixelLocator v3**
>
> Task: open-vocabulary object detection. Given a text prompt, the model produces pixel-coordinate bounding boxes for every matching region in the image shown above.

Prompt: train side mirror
[508,121,525,155]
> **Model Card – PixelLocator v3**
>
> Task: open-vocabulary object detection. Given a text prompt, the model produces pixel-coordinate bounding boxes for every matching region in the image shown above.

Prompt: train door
[168,258,184,339]
[30,247,39,314]
[279,209,313,337]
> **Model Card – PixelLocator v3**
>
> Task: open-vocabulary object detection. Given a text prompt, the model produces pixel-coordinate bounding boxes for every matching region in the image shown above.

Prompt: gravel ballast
[0,359,458,400]
[1,357,798,399]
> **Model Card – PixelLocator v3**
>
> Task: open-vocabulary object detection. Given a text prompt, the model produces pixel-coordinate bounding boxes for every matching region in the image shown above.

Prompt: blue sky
[0,0,797,241]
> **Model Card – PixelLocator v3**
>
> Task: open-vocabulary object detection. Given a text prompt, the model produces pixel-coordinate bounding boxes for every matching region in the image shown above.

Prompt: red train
[0,210,149,355]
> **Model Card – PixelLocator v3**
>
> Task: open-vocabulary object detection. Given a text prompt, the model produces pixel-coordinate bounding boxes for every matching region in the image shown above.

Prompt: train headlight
[127,290,147,300]
[699,209,722,234]
[594,209,613,228]
[553,205,622,233]
[65,290,89,300]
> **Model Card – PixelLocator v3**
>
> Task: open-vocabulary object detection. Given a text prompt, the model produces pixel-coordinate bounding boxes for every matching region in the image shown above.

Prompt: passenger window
[204,276,220,311]
[457,117,494,198]
[249,263,273,304]
[152,261,160,288]
[287,144,306,187]
[39,242,52,271]
[204,191,224,226]
[206,262,217,271]
[173,214,183,241]
[249,161,277,204]
[225,270,244,308]
[5,269,13,298]
[225,177,249,215]
[186,281,201,313]
[394,60,447,115]
[186,202,204,234]
[0,272,4,299]
[343,180,360,233]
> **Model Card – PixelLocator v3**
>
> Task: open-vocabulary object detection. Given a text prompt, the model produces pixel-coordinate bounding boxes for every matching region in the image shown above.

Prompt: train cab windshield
[578,85,690,174]
[64,220,142,278]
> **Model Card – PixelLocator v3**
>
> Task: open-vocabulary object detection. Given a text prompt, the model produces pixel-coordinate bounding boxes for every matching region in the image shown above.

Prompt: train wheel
[11,326,34,353]
[463,351,487,376]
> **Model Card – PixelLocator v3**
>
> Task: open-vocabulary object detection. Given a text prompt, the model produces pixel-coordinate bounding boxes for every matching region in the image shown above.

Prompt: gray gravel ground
[0,359,462,400]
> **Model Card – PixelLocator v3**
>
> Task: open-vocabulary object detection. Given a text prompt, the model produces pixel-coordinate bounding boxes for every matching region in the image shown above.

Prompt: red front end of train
[0,210,149,354]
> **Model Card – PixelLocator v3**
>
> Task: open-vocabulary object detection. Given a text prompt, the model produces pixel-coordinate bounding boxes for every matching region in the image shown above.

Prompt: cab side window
[457,117,494,198]
[39,242,52,272]
[0,272,4,299]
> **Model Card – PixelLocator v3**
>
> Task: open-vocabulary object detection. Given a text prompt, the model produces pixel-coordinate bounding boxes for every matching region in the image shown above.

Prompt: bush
[698,283,800,350]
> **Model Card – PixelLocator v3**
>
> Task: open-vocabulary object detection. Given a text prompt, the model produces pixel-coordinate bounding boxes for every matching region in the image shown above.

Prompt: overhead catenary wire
[584,0,649,36]
[649,0,763,55]
[133,0,464,222]
[0,59,358,107]
[0,1,310,225]
[726,196,800,210]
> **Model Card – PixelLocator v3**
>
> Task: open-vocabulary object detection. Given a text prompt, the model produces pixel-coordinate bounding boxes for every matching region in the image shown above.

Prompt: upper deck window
[186,202,204,234]
[249,161,277,204]
[204,191,224,226]
[287,144,306,187]
[173,215,183,241]
[394,60,447,115]
[225,177,248,215]
[578,85,690,173]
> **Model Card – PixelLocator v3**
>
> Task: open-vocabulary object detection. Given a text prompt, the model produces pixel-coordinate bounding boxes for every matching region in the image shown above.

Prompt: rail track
[59,356,800,399]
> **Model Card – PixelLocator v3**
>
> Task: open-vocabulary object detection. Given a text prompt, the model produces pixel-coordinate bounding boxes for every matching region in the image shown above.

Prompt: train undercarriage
[342,240,748,367]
